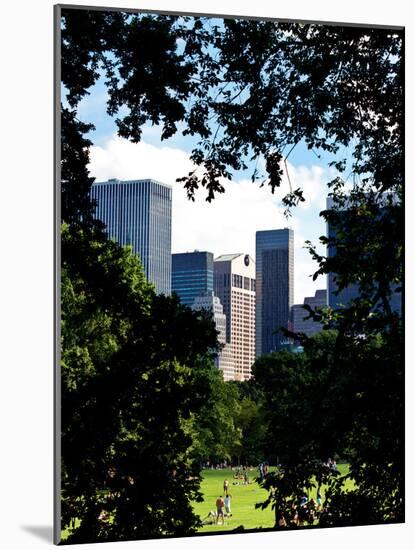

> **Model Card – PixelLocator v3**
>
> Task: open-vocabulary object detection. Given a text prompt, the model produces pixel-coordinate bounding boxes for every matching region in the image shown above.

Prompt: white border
[0,1,413,548]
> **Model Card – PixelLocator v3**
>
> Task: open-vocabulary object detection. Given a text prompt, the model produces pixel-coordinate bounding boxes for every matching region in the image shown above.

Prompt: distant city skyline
[90,174,328,309]
[90,176,328,380]
[74,58,336,305]
[87,133,329,304]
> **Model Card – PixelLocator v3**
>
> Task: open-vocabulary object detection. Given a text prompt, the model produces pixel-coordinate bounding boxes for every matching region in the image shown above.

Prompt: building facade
[292,289,327,337]
[191,292,234,381]
[214,254,256,381]
[326,197,402,314]
[91,178,172,295]
[172,251,214,307]
[256,228,294,356]
[326,198,359,310]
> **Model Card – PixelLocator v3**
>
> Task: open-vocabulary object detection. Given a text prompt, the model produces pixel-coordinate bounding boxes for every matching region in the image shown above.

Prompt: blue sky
[72,47,339,305]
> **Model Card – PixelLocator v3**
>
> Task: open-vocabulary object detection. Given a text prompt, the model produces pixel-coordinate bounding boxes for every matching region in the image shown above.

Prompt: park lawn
[61,465,354,539]
[193,468,274,532]
[193,464,353,533]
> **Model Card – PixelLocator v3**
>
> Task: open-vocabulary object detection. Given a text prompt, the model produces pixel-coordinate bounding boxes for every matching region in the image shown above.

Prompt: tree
[60,55,223,542]
[253,329,403,527]
[61,221,223,542]
[187,371,242,465]
[60,9,402,204]
[228,380,268,465]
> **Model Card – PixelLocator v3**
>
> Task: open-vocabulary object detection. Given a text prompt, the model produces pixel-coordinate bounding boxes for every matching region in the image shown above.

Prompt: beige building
[214,253,256,381]
[191,292,235,381]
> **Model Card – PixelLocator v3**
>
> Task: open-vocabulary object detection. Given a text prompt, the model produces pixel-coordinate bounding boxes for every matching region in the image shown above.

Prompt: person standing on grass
[223,478,229,495]
[224,493,232,517]
[243,469,249,484]
[216,495,225,524]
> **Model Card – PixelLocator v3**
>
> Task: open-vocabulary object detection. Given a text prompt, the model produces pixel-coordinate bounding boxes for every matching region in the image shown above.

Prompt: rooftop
[93,178,172,189]
[214,253,244,262]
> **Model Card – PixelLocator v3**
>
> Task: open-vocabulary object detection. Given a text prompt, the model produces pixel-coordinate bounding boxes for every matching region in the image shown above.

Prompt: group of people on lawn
[275,490,324,527]
[202,478,233,525]
[203,464,268,526]
[215,479,233,524]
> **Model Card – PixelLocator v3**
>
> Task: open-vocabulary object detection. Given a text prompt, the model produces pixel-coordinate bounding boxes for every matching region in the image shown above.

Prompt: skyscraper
[326,197,402,314]
[91,178,172,295]
[256,228,294,356]
[214,253,256,381]
[172,251,214,307]
[292,289,327,337]
[191,291,234,381]
[326,197,359,310]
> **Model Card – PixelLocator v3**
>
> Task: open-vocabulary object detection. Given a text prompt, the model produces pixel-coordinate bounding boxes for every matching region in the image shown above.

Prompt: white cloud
[88,134,328,303]
[89,135,194,184]
[282,162,327,211]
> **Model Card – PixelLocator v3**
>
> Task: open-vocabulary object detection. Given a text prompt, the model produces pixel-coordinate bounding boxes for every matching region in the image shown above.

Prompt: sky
[74,51,335,305]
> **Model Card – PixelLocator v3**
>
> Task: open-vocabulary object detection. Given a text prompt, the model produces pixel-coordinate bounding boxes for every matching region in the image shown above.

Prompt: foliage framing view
[59,7,403,544]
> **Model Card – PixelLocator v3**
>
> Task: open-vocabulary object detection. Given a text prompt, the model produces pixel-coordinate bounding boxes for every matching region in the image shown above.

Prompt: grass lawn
[61,464,353,539]
[193,468,274,533]
[193,464,352,533]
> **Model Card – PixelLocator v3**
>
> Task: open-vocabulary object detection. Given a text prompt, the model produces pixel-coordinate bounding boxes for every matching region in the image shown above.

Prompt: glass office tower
[256,228,294,356]
[91,178,172,295]
[171,251,214,306]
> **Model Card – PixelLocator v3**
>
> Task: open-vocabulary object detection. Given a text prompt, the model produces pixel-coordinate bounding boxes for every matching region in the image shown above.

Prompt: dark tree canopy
[61,221,225,542]
[253,328,403,527]
[61,9,403,204]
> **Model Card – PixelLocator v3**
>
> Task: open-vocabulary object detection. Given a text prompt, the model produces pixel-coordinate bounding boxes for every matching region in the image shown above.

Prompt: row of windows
[218,273,256,291]
[91,181,172,294]
[172,270,214,279]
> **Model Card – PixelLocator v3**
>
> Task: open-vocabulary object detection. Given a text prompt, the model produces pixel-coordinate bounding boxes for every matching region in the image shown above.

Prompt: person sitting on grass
[224,494,232,517]
[98,510,110,524]
[307,498,317,525]
[297,506,308,527]
[201,511,217,525]
[289,501,299,526]
[215,495,225,525]
[275,510,287,528]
